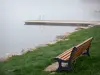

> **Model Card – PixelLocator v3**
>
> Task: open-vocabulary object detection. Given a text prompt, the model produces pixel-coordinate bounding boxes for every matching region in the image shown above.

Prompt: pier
[25,20,100,26]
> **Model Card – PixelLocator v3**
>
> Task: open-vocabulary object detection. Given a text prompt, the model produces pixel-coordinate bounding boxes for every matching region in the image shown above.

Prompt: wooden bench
[54,37,93,72]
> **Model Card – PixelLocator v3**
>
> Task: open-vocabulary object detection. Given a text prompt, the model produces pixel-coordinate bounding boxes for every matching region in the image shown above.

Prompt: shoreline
[0,25,93,62]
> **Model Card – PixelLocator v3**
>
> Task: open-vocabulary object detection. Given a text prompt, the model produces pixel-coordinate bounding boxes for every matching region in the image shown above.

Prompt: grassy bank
[0,26,100,75]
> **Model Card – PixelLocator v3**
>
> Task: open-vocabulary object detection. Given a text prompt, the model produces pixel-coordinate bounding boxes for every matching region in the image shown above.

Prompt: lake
[0,24,77,57]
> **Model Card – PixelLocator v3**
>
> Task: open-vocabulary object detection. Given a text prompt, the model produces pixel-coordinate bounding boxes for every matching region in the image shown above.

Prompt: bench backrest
[70,37,93,61]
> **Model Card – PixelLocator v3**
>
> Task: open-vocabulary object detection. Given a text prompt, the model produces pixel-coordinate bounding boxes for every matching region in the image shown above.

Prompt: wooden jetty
[25,20,100,26]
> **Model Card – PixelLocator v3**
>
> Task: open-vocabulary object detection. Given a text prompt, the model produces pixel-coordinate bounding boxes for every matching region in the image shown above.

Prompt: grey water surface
[0,24,76,57]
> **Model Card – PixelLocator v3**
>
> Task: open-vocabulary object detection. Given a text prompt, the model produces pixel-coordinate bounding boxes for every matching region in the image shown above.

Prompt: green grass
[0,26,100,75]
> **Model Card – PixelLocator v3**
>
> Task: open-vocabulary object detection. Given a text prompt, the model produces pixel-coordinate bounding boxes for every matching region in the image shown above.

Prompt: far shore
[25,20,100,26]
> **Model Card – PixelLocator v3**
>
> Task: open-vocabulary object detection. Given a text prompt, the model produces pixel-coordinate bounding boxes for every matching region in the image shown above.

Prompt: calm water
[0,0,78,58]
[0,23,77,57]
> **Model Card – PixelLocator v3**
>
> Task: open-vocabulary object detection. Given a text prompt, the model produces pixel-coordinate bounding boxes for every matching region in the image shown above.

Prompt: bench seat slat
[56,48,72,58]
[57,51,71,60]
[56,48,72,61]
[62,53,71,60]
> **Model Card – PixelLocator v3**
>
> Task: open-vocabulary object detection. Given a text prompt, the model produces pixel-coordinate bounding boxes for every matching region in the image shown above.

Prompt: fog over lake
[0,0,100,57]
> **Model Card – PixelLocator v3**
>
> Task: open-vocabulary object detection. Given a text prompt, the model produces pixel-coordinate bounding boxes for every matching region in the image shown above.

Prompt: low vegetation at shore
[0,26,100,75]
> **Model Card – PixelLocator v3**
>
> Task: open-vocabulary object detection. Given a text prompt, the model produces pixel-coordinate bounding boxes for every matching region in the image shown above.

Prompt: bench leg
[86,47,90,56]
[57,61,72,72]
[67,61,72,71]
[82,47,90,56]
[57,61,62,72]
